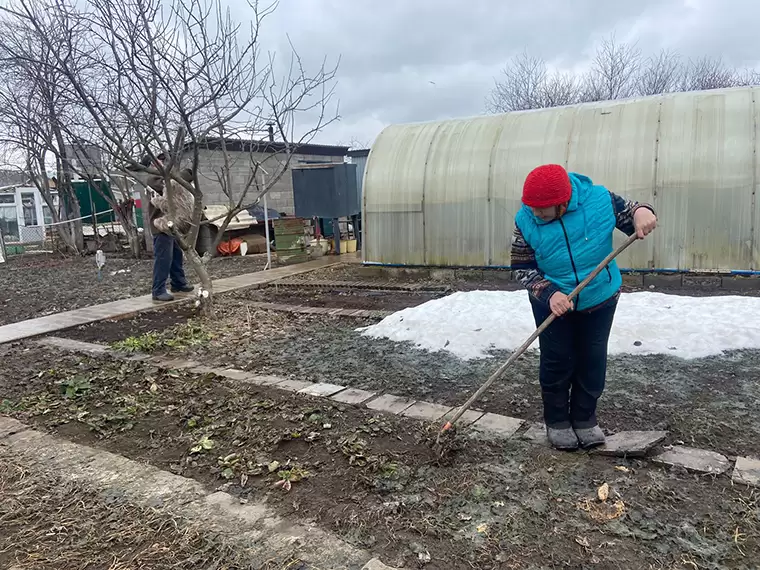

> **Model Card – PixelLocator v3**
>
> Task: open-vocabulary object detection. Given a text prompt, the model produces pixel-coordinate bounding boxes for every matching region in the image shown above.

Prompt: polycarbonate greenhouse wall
[362,86,760,272]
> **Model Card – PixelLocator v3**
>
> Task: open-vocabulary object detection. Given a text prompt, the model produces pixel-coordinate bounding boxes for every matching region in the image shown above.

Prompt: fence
[1,208,124,257]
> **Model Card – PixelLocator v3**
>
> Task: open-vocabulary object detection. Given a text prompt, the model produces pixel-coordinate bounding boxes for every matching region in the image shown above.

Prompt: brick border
[246,301,391,319]
[32,336,760,485]
[266,279,452,293]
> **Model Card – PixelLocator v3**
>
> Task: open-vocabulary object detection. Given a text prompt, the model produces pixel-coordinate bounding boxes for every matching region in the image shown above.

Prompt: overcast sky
[249,0,760,148]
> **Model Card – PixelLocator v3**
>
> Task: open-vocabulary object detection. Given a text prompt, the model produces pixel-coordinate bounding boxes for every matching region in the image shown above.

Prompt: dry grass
[0,461,301,570]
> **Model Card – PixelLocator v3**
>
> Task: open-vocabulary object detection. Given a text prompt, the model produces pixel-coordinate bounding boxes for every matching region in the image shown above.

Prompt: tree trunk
[111,200,141,258]
[184,244,214,316]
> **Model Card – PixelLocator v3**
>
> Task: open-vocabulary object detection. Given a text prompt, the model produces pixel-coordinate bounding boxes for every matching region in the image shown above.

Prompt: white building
[0,181,58,245]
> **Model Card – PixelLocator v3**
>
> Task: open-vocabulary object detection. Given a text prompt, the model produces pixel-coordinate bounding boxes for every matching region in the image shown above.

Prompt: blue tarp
[246,204,281,222]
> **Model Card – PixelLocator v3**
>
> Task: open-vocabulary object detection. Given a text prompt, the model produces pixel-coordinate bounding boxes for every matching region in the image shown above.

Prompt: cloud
[236,0,760,146]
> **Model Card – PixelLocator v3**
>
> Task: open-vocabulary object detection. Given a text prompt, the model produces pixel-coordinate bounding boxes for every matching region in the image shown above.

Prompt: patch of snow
[358,290,760,361]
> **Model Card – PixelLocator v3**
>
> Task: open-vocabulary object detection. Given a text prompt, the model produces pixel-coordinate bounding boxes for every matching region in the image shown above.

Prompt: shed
[362,86,760,272]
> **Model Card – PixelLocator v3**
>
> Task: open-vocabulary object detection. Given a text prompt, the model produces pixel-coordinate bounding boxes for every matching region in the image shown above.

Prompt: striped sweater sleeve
[610,192,656,235]
[510,225,559,306]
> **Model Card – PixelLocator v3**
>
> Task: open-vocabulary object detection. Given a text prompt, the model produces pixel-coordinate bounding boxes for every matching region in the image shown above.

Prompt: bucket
[346,239,357,253]
[339,239,348,254]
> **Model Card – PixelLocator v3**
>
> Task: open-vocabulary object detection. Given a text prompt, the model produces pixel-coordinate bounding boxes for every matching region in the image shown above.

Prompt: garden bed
[1,343,757,569]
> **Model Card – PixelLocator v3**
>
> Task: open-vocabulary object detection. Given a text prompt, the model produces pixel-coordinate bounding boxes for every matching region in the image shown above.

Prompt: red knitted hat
[522,164,572,208]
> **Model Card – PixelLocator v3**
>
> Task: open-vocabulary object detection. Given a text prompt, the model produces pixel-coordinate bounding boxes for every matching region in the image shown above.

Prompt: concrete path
[0,255,352,345]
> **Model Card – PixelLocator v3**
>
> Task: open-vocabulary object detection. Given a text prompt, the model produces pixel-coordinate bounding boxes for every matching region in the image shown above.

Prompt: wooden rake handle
[440,234,639,433]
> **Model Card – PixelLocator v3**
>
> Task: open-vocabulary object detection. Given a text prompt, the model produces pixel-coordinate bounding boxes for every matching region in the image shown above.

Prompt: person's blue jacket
[514,173,623,311]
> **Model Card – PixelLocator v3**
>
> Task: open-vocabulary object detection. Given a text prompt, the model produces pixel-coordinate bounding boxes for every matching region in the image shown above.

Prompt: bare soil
[2,343,758,569]
[92,292,758,460]
[0,252,268,326]
[245,286,443,311]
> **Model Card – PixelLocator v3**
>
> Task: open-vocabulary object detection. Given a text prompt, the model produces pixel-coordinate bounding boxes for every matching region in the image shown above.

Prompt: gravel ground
[0,252,268,326]
[2,344,758,569]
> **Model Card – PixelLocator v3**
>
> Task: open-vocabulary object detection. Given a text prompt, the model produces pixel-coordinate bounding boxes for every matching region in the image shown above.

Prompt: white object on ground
[95,249,106,269]
[358,290,760,361]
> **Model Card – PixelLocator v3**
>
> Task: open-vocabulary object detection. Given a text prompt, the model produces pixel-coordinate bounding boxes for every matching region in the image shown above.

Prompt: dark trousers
[530,296,618,429]
[152,233,188,297]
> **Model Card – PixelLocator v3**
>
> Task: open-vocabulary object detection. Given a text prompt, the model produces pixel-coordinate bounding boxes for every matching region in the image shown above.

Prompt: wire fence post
[263,190,271,270]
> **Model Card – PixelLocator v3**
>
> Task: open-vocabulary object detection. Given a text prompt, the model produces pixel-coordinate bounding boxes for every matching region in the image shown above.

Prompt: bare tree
[2,0,338,312]
[736,68,760,87]
[487,51,580,113]
[487,52,548,113]
[487,34,758,115]
[0,17,86,253]
[681,56,738,91]
[637,49,682,96]
[582,34,641,102]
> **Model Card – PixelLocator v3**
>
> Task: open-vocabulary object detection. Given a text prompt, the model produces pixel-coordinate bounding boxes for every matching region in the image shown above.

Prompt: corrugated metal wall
[363,87,760,271]
[351,154,368,203]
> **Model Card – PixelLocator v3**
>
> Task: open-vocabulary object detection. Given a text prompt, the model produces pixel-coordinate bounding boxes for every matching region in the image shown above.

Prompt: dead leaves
[578,481,625,522]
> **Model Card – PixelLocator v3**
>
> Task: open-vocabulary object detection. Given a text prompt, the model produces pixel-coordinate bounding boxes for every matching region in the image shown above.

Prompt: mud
[1,344,758,569]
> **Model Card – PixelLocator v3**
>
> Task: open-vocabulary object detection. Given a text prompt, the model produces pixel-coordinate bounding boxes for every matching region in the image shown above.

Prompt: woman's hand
[633,208,657,239]
[549,292,574,317]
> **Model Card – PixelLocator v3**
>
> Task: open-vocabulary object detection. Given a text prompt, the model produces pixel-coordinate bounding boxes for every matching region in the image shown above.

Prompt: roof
[347,148,371,158]
[0,169,30,188]
[186,138,349,157]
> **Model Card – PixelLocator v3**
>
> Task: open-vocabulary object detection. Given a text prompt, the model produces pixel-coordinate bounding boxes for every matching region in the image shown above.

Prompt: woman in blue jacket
[511,164,657,451]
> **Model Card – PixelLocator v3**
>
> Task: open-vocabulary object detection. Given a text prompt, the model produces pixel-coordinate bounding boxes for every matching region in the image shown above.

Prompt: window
[20,192,37,226]
[43,205,53,225]
[0,193,15,204]
[0,205,19,241]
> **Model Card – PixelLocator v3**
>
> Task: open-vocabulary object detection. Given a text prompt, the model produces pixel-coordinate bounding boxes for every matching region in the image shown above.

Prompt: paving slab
[401,401,453,422]
[0,416,28,439]
[593,431,668,457]
[471,413,524,438]
[245,374,287,386]
[277,379,315,392]
[331,388,377,405]
[214,368,253,381]
[652,446,731,474]
[521,422,549,446]
[298,383,346,397]
[732,456,760,487]
[36,336,110,354]
[189,365,219,375]
[365,394,416,415]
[362,559,401,570]
[443,409,485,427]
[150,357,199,370]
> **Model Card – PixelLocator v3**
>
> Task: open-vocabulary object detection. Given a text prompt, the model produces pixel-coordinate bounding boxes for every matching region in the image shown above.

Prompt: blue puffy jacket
[514,173,622,311]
